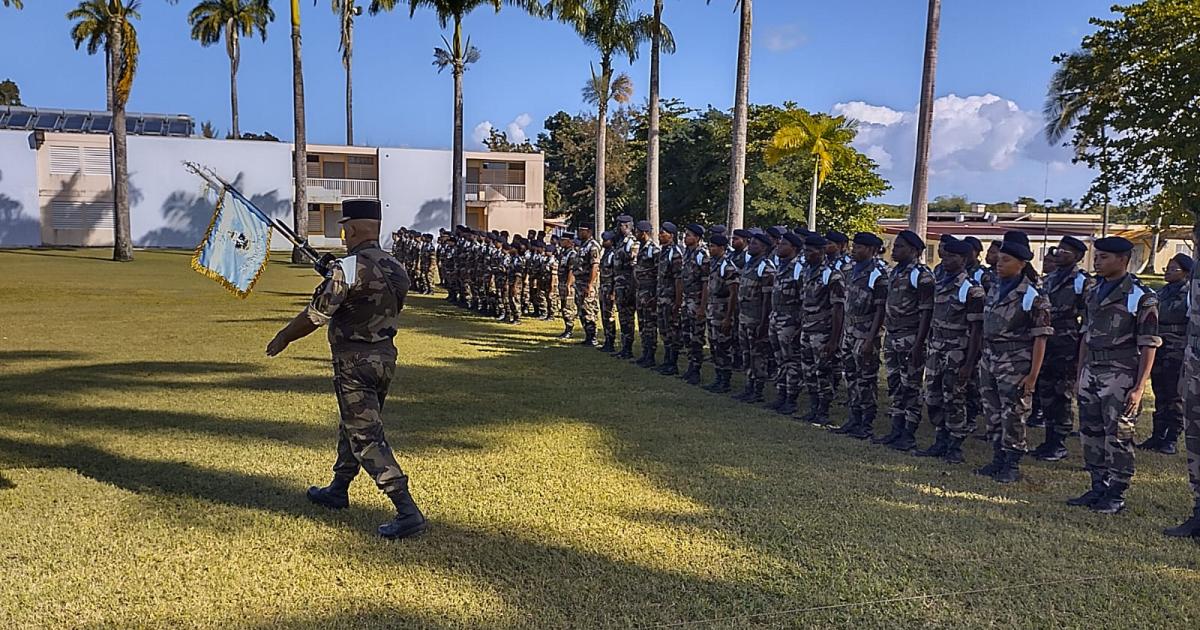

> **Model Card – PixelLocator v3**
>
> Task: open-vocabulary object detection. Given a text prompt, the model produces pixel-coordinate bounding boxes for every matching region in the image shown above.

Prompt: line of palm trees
[4,0,941,263]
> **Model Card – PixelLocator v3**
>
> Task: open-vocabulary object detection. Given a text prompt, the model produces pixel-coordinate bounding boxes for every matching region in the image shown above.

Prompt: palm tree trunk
[345,40,353,145]
[808,161,819,230]
[646,0,662,232]
[595,59,611,233]
[110,25,132,262]
[290,0,308,264]
[450,16,465,230]
[908,0,941,240]
[229,30,240,139]
[727,0,752,230]
[105,45,113,112]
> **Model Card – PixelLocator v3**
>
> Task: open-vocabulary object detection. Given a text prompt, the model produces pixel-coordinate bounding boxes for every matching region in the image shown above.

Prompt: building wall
[378,147,452,235]
[0,130,40,246]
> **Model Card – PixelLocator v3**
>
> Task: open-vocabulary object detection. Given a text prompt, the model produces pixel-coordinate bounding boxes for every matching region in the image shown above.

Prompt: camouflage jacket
[490,246,507,276]
[885,260,936,332]
[738,254,776,323]
[1156,279,1188,351]
[771,256,804,320]
[844,258,889,328]
[968,262,995,295]
[543,252,559,283]
[982,276,1053,347]
[612,235,640,291]
[599,246,616,289]
[706,254,740,317]
[507,252,526,283]
[729,247,750,270]
[305,241,409,354]
[681,245,710,299]
[419,242,435,270]
[929,269,986,343]
[573,239,601,288]
[1042,265,1093,340]
[657,242,684,299]
[1082,273,1160,364]
[635,239,659,294]
[801,262,847,333]
[1188,256,1200,359]
[557,248,577,286]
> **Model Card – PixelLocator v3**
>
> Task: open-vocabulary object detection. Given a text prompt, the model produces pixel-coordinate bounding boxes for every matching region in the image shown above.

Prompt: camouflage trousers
[884,327,925,428]
[965,366,983,434]
[706,307,736,371]
[658,295,681,352]
[800,326,836,402]
[575,284,600,336]
[680,296,706,365]
[768,314,802,392]
[494,276,508,313]
[1078,358,1140,486]
[558,283,576,329]
[925,338,970,439]
[481,273,493,309]
[330,350,407,495]
[637,289,658,352]
[1149,350,1183,437]
[739,317,770,382]
[1182,347,1200,503]
[530,278,547,316]
[520,274,531,314]
[506,277,524,321]
[979,344,1033,452]
[615,286,637,349]
[599,285,616,344]
[418,268,433,293]
[842,323,881,423]
[1035,335,1080,437]
[541,278,557,317]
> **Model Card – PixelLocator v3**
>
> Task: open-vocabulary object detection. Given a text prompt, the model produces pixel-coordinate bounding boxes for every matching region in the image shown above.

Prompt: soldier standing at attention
[418,233,435,295]
[612,215,640,359]
[492,236,509,321]
[824,231,854,273]
[542,242,559,321]
[914,238,984,463]
[556,233,578,339]
[656,222,685,375]
[734,233,777,404]
[1067,236,1160,513]
[679,224,710,385]
[1137,253,1191,455]
[527,241,545,318]
[834,232,889,440]
[267,199,426,540]
[505,238,526,325]
[729,229,752,371]
[767,233,805,415]
[573,225,602,347]
[598,231,618,352]
[799,234,846,426]
[704,234,740,393]
[1164,220,1200,539]
[873,230,935,450]
[974,231,1052,484]
[962,235,991,437]
[1030,236,1093,462]
[633,221,660,367]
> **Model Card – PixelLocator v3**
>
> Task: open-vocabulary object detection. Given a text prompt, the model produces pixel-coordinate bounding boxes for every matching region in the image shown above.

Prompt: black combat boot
[306,475,353,510]
[616,340,634,360]
[888,423,918,451]
[732,378,755,402]
[1033,431,1069,462]
[1066,471,1109,507]
[703,370,724,392]
[766,385,788,411]
[849,412,876,440]
[1027,408,1045,428]
[682,362,702,385]
[715,370,733,394]
[992,450,1023,484]
[777,392,799,416]
[1154,427,1179,455]
[832,410,860,435]
[557,325,574,340]
[942,436,966,464]
[872,416,904,445]
[1163,505,1200,538]
[1135,417,1165,451]
[914,429,950,458]
[974,440,1005,477]
[1090,480,1128,515]
[378,484,428,540]
[600,337,616,353]
[809,398,833,426]
[636,346,657,367]
[658,349,679,376]
[746,379,765,404]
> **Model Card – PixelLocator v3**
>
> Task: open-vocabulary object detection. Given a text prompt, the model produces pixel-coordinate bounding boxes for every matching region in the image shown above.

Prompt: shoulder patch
[338,255,358,287]
[720,260,729,276]
[756,260,767,276]
[1022,284,1038,312]
[868,268,883,289]
[909,268,920,289]
[1073,272,1086,295]
[696,251,704,265]
[821,267,832,285]
[957,281,971,303]
[793,262,803,281]
[1127,284,1145,315]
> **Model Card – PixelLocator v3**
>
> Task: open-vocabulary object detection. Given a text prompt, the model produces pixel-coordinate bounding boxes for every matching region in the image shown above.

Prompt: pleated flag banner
[191,187,273,298]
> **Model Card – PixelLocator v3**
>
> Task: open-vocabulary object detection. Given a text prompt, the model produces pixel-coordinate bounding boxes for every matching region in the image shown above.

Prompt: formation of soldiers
[391,228,437,295]
[403,215,1200,539]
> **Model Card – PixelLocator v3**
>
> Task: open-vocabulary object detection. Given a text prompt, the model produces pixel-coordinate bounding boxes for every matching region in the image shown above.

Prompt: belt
[987,340,1030,353]
[886,312,921,329]
[847,313,877,324]
[931,322,969,333]
[1087,346,1139,362]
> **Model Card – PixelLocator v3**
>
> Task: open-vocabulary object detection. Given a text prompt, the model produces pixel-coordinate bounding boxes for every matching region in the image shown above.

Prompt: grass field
[1,248,1197,629]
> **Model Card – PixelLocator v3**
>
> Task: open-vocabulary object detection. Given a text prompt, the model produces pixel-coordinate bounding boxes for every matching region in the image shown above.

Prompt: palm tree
[644,0,674,232]
[1043,50,1113,235]
[188,0,275,140]
[68,0,141,262]
[908,0,940,240]
[332,0,361,145]
[722,0,751,229]
[289,0,307,263]
[764,111,857,231]
[2,1,24,8]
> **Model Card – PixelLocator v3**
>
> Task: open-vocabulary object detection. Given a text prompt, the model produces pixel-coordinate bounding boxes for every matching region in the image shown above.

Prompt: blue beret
[896,230,926,250]
[601,230,615,242]
[944,239,973,256]
[686,223,705,237]
[766,226,784,239]
[661,221,678,235]
[749,227,765,235]
[710,224,728,235]
[825,230,848,244]
[635,220,653,232]
[939,233,959,244]
[805,234,828,249]
[616,214,634,224]
[1003,230,1030,248]
[963,236,983,252]
[709,234,729,247]
[782,233,805,249]
[1172,253,1194,272]
[733,229,753,239]
[1058,235,1088,254]
[1094,236,1133,254]
[853,232,883,247]
[794,227,812,238]
[750,233,773,248]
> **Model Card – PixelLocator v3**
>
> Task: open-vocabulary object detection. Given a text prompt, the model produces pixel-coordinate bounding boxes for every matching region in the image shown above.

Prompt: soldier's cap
[1058,235,1088,255]
[710,234,730,247]
[749,227,765,235]
[825,230,848,244]
[999,238,1033,262]
[853,231,883,248]
[1093,236,1133,254]
[710,224,728,235]
[944,239,973,256]
[732,228,753,239]
[766,226,785,239]
[794,227,813,237]
[781,232,805,249]
[635,220,654,232]
[661,221,679,235]
[578,223,594,232]
[963,236,983,252]
[1003,230,1030,248]
[939,233,959,244]
[601,230,615,242]
[686,223,705,237]
[1172,253,1194,272]
[750,233,773,248]
[340,199,381,222]
[616,214,634,224]
[804,234,828,249]
[896,229,926,251]
[560,232,576,240]
[423,233,433,239]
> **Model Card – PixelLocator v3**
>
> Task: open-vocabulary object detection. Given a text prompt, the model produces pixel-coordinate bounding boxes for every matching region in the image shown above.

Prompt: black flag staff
[183,161,336,277]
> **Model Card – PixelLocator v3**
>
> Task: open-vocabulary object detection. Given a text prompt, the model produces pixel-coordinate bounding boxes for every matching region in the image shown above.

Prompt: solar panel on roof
[33,113,61,130]
[7,111,31,128]
[88,115,112,133]
[62,115,87,131]
[142,118,163,134]
[168,119,190,136]
[0,112,8,127]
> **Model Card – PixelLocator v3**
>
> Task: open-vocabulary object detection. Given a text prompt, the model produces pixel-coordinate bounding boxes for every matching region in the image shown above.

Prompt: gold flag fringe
[190,192,272,299]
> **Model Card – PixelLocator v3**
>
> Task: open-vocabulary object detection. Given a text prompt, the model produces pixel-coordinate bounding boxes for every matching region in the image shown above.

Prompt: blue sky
[0,0,1114,204]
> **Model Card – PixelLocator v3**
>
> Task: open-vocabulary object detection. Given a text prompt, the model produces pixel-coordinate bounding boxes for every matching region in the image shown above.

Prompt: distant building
[0,106,544,249]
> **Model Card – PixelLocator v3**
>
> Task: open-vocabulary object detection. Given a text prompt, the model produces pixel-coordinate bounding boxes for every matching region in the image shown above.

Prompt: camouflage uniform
[635,239,660,362]
[1035,265,1093,453]
[925,270,986,440]
[841,258,889,437]
[769,255,804,406]
[304,241,411,495]
[879,260,935,442]
[729,246,750,371]
[680,244,711,373]
[737,254,777,398]
[527,249,545,317]
[613,234,641,356]
[542,249,559,319]
[491,244,508,318]
[1146,278,1187,448]
[799,261,846,421]
[505,250,526,323]
[599,244,617,348]
[418,240,435,294]
[558,247,578,332]
[573,238,602,342]
[657,241,685,363]
[1077,274,1159,497]
[965,262,995,433]
[1183,257,1200,519]
[979,276,1052,454]
[705,253,740,389]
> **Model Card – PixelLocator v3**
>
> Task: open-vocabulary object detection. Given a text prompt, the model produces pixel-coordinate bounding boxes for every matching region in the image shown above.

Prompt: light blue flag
[191,188,273,297]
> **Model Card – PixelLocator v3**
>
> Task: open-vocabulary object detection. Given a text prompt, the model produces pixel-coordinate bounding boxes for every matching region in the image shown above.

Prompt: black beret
[794,227,813,237]
[963,236,983,252]
[825,230,848,244]
[944,239,973,256]
[853,232,883,247]
[686,223,705,237]
[749,227,765,235]
[635,220,653,232]
[750,233,773,248]
[805,234,828,249]
[578,223,593,232]
[560,232,576,240]
[1172,253,1194,272]
[999,239,1033,262]
[601,230,615,242]
[1003,230,1030,248]
[661,221,679,235]
[1058,235,1088,254]
[896,230,926,250]
[781,232,805,249]
[1094,236,1133,254]
[766,226,785,239]
[939,233,959,244]
[616,214,634,224]
[733,229,753,239]
[710,224,728,235]
[341,199,381,222]
[710,234,729,247]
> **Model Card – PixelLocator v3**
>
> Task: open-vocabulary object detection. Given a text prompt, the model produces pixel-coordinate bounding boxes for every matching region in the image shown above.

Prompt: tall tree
[725,0,751,229]
[289,0,307,264]
[188,0,275,140]
[908,0,940,240]
[764,111,857,231]
[0,79,21,106]
[644,0,674,232]
[67,0,117,110]
[332,0,361,144]
[68,0,141,262]
[2,1,23,8]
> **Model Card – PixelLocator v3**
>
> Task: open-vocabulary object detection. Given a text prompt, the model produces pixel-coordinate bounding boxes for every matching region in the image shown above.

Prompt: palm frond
[432,46,454,71]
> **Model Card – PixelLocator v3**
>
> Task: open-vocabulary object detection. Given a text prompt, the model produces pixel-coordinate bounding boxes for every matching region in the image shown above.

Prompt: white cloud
[763,24,807,53]
[506,112,533,144]
[471,120,494,145]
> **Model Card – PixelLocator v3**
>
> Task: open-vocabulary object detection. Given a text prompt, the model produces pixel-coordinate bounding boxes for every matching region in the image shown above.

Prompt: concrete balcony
[466,182,526,203]
[304,177,378,203]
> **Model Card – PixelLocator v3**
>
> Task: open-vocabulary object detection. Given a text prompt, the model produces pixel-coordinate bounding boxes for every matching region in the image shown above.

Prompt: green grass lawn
[1,249,1197,629]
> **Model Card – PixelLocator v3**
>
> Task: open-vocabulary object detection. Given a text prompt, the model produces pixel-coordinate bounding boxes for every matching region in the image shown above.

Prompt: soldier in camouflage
[573,225,602,347]
[767,233,805,415]
[1066,236,1160,514]
[540,242,559,320]
[491,236,509,321]
[267,199,426,540]
[656,222,685,375]
[1138,253,1191,455]
[598,231,618,352]
[504,238,526,324]
[679,224,710,385]
[734,233,777,403]
[527,240,545,318]
[799,234,846,425]
[1164,221,1200,539]
[612,215,640,359]
[728,230,751,371]
[634,221,660,367]
[704,234,740,393]
[963,236,995,437]
[834,232,889,439]
[556,234,578,339]
[418,233,435,295]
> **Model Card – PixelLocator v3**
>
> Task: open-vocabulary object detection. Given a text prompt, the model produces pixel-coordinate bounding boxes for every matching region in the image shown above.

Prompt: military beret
[781,232,804,249]
[794,227,813,238]
[1058,235,1088,254]
[963,236,983,252]
[750,233,773,248]
[733,228,753,239]
[766,226,785,239]
[686,223,705,237]
[944,239,973,256]
[999,239,1033,262]
[560,232,576,240]
[661,221,679,235]
[825,230,848,244]
[710,224,728,235]
[601,230,615,242]
[805,234,828,249]
[341,199,381,222]
[774,225,789,234]
[1094,236,1133,254]
[1003,230,1030,248]
[749,227,764,235]
[939,233,959,244]
[710,234,730,247]
[616,214,634,224]
[1172,253,1194,272]
[896,230,926,250]
[578,223,593,231]
[853,232,883,248]
[635,220,653,232]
